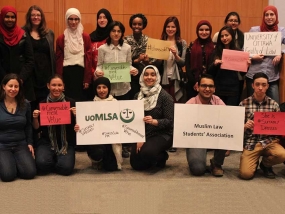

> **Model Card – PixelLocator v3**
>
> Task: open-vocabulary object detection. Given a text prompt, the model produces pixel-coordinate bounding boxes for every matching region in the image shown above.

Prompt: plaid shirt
[239,95,280,151]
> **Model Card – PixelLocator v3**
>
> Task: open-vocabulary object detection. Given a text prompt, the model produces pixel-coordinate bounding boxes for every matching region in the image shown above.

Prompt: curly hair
[129,13,147,29]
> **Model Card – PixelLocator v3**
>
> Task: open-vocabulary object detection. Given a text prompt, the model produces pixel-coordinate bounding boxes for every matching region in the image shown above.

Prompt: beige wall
[0,0,269,44]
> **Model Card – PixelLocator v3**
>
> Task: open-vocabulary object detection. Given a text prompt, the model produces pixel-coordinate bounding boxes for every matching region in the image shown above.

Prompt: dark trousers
[130,135,172,170]
[35,143,75,176]
[87,144,118,171]
[0,145,36,182]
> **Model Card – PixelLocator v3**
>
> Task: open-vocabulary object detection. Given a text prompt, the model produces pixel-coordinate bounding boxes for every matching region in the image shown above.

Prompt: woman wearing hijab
[56,8,92,102]
[130,65,174,170]
[0,6,35,102]
[246,5,285,103]
[185,20,215,100]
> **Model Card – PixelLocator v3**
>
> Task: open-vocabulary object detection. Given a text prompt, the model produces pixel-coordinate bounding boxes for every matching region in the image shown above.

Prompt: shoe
[168,147,177,152]
[91,160,102,170]
[260,162,275,179]
[210,158,224,177]
[122,147,130,158]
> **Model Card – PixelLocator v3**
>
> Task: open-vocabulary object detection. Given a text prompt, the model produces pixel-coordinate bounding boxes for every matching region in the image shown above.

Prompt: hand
[169,46,177,56]
[95,70,104,77]
[28,145,34,158]
[130,69,139,76]
[245,120,254,130]
[70,107,76,116]
[143,54,149,63]
[252,54,264,61]
[272,55,282,66]
[74,124,80,132]
[193,82,198,91]
[138,53,145,61]
[214,59,222,65]
[136,142,144,153]
[83,83,89,89]
[247,58,251,67]
[33,110,40,118]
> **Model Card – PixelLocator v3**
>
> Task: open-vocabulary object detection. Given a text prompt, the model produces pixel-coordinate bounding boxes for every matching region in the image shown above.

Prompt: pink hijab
[260,5,279,32]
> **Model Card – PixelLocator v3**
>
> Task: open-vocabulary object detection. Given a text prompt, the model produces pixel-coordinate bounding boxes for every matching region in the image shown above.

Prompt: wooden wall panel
[15,0,54,12]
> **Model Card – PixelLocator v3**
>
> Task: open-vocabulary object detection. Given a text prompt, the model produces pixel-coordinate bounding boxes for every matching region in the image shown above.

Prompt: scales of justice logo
[120,108,135,123]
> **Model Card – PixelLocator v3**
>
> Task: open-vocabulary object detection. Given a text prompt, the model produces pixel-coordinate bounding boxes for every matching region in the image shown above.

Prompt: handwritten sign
[40,102,71,126]
[253,112,285,135]
[76,100,145,145]
[103,62,131,83]
[146,38,172,60]
[173,104,245,151]
[244,32,281,56]
[221,49,249,72]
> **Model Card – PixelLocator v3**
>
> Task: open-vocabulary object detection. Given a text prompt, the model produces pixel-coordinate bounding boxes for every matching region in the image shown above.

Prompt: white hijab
[64,8,84,54]
[137,65,162,111]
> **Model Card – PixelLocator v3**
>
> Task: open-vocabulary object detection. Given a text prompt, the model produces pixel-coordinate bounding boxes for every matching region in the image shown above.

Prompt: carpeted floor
[0,149,285,214]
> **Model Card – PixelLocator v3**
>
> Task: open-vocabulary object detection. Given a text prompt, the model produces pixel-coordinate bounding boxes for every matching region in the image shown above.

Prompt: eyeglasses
[68,18,80,21]
[227,19,239,23]
[199,84,215,89]
[31,14,41,18]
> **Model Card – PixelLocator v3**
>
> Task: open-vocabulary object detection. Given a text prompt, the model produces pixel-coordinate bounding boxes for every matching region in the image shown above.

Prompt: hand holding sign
[146,38,172,60]
[221,49,250,72]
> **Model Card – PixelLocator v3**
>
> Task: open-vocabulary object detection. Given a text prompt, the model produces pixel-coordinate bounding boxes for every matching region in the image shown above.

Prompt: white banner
[173,104,245,151]
[76,100,145,145]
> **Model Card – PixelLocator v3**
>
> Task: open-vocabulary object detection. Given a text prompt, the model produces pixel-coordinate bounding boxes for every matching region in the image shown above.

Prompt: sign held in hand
[253,112,285,135]
[40,102,71,126]
[221,49,249,72]
[146,38,172,60]
[103,62,131,83]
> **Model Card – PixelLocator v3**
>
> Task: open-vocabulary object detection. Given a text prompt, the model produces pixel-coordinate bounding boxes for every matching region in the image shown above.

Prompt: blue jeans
[246,78,279,103]
[0,145,36,182]
[35,143,75,176]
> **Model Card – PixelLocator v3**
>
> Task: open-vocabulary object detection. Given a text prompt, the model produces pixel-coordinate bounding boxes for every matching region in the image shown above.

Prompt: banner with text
[146,38,172,60]
[253,112,285,135]
[244,32,281,56]
[173,104,245,151]
[76,100,145,145]
[103,62,131,83]
[221,49,249,72]
[40,102,71,126]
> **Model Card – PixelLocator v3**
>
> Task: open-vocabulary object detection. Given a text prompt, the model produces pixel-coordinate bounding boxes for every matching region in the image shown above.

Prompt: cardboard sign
[173,104,245,151]
[76,100,145,145]
[40,102,71,126]
[146,38,172,60]
[253,112,285,135]
[221,49,249,72]
[244,32,281,56]
[103,62,131,83]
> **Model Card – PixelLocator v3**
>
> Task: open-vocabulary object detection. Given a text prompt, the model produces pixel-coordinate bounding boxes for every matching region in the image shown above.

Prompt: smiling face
[166,21,177,38]
[220,29,232,47]
[96,84,109,99]
[67,14,80,30]
[30,9,41,28]
[3,79,19,99]
[3,12,16,29]
[110,25,122,45]
[264,10,276,26]
[98,13,108,28]
[197,78,215,103]
[47,78,64,99]
[198,25,210,39]
[143,68,157,87]
[131,17,143,35]
[226,15,239,30]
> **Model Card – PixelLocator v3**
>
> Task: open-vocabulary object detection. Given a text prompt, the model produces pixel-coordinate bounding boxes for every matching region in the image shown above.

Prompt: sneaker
[259,162,275,179]
[210,158,224,177]
[168,147,177,152]
[122,147,130,158]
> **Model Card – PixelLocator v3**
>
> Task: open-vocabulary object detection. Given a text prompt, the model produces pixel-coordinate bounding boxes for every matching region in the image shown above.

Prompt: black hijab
[90,8,113,42]
[94,77,111,98]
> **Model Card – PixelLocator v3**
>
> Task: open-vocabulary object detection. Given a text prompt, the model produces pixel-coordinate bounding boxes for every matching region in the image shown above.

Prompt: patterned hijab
[0,6,24,46]
[137,65,162,111]
[260,5,279,32]
[64,8,84,54]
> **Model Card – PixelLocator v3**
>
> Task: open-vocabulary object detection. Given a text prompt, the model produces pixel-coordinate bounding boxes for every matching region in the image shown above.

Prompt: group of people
[0,4,284,182]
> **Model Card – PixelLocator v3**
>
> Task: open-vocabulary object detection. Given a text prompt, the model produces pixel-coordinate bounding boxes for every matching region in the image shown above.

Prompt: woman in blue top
[0,73,36,182]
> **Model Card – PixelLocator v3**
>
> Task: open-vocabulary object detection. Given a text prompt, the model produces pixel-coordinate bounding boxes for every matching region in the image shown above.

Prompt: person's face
[166,21,177,37]
[98,13,108,28]
[132,17,143,34]
[226,15,239,30]
[264,10,277,26]
[110,26,122,44]
[47,78,64,99]
[252,77,269,97]
[30,9,41,27]
[96,84,109,99]
[197,78,215,100]
[143,68,157,87]
[67,14,80,30]
[220,30,232,46]
[198,25,210,39]
[3,79,19,98]
[3,12,16,29]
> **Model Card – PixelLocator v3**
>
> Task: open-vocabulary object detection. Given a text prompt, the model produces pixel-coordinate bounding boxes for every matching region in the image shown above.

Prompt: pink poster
[253,112,285,135]
[221,49,249,72]
[40,102,71,126]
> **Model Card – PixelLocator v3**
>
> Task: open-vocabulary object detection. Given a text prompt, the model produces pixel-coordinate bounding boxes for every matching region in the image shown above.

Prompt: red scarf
[0,6,24,46]
[260,5,279,32]
[190,20,214,81]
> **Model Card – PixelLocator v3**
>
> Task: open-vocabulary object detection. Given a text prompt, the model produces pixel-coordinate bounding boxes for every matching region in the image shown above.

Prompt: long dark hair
[0,73,25,109]
[24,5,49,37]
[160,16,181,42]
[106,21,125,46]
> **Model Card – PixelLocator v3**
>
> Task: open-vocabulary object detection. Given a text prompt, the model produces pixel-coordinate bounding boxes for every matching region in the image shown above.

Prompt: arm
[155,92,174,130]
[94,45,105,79]
[127,45,138,76]
[19,34,34,81]
[83,33,92,84]
[175,40,187,67]
[25,102,33,146]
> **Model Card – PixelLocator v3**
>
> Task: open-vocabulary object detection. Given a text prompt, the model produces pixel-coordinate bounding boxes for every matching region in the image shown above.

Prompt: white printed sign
[173,104,245,151]
[244,32,281,56]
[76,100,145,145]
